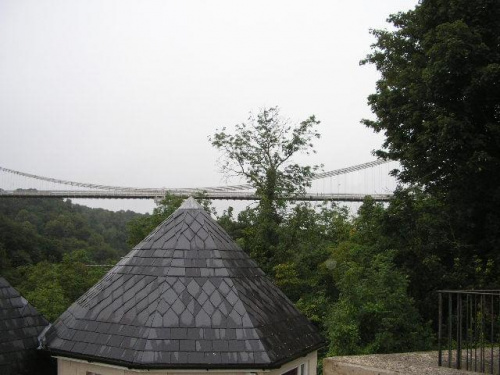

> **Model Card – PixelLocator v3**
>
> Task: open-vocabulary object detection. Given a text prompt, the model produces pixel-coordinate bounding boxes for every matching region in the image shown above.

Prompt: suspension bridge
[0,160,398,202]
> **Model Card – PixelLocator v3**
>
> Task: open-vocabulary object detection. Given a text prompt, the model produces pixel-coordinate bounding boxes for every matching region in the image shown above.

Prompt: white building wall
[56,351,317,375]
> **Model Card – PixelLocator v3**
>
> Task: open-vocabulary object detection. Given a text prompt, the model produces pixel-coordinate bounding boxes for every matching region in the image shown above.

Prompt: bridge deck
[0,190,392,202]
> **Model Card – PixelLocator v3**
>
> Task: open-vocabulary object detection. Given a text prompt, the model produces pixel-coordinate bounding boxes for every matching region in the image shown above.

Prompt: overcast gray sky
[0,0,417,213]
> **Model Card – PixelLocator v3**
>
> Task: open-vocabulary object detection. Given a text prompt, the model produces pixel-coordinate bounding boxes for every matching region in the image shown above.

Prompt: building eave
[47,341,324,371]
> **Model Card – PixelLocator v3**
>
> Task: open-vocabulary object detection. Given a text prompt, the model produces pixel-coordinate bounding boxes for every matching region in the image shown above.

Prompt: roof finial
[179,196,204,210]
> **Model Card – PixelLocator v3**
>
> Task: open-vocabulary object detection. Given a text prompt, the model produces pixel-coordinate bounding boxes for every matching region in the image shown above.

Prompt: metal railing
[438,290,500,374]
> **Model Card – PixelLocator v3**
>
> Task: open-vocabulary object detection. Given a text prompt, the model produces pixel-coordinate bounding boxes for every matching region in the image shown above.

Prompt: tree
[17,251,107,322]
[210,107,321,272]
[325,198,432,355]
[326,244,432,355]
[363,0,500,192]
[273,202,351,338]
[362,0,500,285]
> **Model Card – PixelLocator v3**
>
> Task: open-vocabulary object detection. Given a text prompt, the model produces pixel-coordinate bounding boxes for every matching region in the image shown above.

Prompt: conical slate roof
[0,277,50,375]
[44,197,323,369]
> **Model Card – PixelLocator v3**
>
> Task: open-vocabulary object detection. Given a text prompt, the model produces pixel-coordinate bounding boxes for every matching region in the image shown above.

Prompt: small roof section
[44,197,323,369]
[179,196,204,210]
[0,277,50,375]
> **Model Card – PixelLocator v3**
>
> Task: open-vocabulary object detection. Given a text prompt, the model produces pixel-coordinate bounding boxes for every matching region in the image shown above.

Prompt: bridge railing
[438,290,500,374]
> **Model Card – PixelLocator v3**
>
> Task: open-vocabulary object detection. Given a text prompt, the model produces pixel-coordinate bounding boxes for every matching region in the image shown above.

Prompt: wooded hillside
[0,198,142,320]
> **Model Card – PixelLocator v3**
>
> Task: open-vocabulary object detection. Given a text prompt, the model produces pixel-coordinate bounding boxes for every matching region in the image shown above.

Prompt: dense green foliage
[0,198,141,320]
[217,199,433,358]
[362,0,500,293]
[15,251,107,321]
[326,199,432,355]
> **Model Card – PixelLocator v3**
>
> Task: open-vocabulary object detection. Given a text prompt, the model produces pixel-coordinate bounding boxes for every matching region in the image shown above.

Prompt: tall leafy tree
[210,107,321,272]
[362,0,500,284]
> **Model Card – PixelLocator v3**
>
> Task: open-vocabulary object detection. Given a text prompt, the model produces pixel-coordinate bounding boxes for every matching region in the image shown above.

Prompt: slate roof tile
[44,197,323,369]
[0,278,50,375]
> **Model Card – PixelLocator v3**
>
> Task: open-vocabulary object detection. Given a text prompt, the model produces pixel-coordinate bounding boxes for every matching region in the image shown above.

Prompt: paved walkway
[324,351,486,375]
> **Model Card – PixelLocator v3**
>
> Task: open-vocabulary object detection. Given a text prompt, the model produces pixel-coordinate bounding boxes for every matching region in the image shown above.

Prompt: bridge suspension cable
[312,159,389,180]
[0,160,391,194]
[0,166,129,191]
[0,160,391,201]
